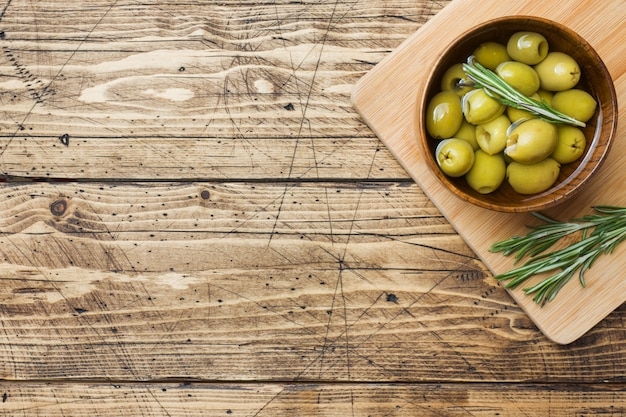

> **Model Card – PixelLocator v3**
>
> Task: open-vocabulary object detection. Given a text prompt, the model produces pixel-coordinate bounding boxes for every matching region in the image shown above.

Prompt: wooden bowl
[417,16,618,213]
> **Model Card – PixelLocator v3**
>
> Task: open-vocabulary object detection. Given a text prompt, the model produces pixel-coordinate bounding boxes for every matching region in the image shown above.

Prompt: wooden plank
[0,182,624,381]
[0,0,623,412]
[0,0,448,180]
[0,136,408,180]
[352,0,626,344]
[0,382,624,416]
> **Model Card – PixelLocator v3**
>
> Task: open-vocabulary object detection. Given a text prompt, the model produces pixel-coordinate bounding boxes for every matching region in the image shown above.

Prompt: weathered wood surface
[0,0,624,414]
[0,0,432,180]
[1,382,625,416]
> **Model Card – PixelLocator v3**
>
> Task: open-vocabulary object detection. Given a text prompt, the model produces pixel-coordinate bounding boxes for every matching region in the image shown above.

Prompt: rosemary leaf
[490,206,626,305]
[462,56,586,127]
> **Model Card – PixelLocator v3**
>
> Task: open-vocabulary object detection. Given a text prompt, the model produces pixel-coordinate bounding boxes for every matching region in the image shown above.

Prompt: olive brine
[426,31,597,195]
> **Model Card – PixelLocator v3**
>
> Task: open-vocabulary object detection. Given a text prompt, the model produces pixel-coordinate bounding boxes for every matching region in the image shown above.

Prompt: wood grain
[352,0,626,344]
[0,382,624,416]
[0,0,624,414]
[0,0,446,180]
[0,182,624,383]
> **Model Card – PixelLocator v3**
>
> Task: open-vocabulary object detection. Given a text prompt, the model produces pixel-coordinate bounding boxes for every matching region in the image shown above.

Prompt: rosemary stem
[490,207,626,305]
[462,56,586,127]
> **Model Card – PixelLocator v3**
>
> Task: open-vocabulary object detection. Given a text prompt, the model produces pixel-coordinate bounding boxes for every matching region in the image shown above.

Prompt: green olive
[536,89,553,106]
[506,106,532,123]
[465,149,506,194]
[504,119,558,164]
[551,125,586,164]
[425,91,463,139]
[551,89,597,123]
[506,92,542,122]
[507,31,549,65]
[534,52,581,91]
[453,120,479,150]
[475,114,510,155]
[440,63,473,97]
[435,138,475,177]
[473,42,510,70]
[496,61,540,96]
[507,158,560,194]
[462,89,505,125]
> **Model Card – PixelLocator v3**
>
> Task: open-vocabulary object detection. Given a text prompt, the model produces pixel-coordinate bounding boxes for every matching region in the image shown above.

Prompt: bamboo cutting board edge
[352,0,626,344]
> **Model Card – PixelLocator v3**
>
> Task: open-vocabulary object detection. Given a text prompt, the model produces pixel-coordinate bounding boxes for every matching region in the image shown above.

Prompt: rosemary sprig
[462,55,586,127]
[490,206,626,305]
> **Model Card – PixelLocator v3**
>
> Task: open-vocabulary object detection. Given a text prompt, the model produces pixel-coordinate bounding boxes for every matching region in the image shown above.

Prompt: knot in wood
[200,190,210,200]
[50,199,68,216]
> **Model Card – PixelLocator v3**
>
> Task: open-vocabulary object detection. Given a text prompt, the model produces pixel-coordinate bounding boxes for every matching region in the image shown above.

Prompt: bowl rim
[417,15,618,213]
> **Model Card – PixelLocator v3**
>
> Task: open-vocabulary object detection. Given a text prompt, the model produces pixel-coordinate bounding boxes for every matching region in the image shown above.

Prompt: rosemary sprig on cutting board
[490,206,626,305]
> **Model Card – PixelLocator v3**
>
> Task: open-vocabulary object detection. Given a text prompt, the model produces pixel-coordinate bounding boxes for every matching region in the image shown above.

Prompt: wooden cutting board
[352,0,626,344]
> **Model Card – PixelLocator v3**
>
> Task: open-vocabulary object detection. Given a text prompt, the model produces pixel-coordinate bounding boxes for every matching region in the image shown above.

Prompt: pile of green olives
[426,31,597,195]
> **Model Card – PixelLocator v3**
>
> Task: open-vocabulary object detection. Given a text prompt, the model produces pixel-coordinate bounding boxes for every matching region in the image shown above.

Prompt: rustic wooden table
[0,0,624,415]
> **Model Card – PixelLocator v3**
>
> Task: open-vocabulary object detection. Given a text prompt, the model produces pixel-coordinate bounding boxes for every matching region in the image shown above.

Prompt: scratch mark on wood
[0,0,12,22]
[0,0,141,180]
